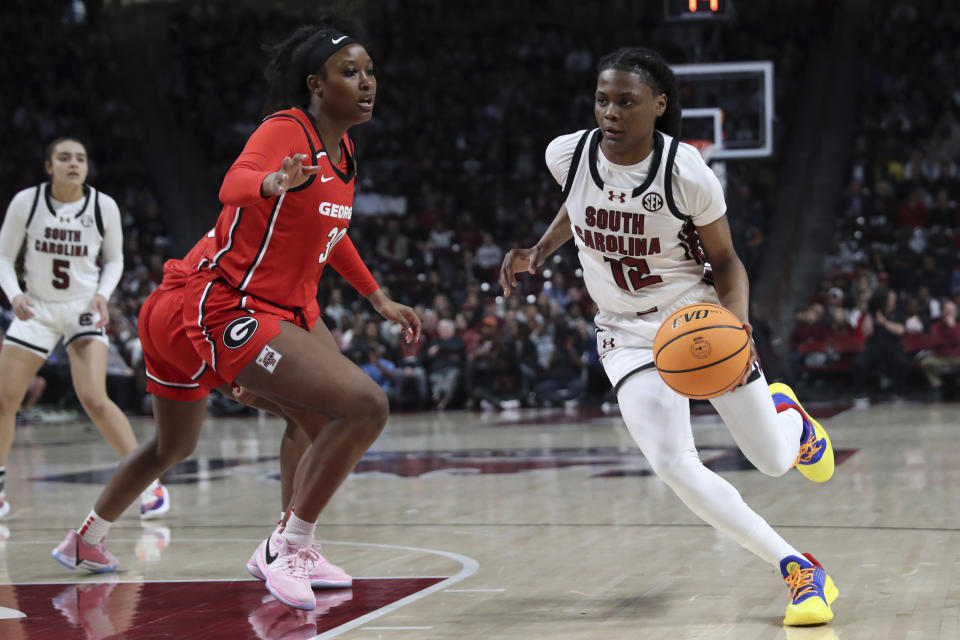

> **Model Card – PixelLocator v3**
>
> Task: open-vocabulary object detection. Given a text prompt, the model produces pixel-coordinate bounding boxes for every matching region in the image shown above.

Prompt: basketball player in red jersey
[52,21,420,611]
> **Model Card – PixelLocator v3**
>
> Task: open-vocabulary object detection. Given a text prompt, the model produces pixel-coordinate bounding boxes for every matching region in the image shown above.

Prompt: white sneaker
[140,482,170,519]
[0,496,10,520]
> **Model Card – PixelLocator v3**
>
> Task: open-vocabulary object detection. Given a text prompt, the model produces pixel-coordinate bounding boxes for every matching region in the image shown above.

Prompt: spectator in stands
[426,318,465,410]
[534,331,585,407]
[854,288,908,400]
[920,300,960,401]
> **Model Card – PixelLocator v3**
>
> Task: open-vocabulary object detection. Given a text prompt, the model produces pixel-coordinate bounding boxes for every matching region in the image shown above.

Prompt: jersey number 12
[603,256,663,292]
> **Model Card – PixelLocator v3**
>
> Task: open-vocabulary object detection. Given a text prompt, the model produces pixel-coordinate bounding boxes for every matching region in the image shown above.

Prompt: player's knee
[76,389,109,415]
[651,452,700,489]
[0,392,19,416]
[154,436,198,466]
[752,450,794,478]
[348,383,389,440]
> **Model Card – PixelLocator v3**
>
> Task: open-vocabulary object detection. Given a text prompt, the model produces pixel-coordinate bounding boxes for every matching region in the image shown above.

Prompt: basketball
[653,303,751,399]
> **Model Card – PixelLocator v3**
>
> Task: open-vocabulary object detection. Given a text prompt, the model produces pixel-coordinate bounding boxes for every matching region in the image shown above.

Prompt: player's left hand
[91,294,110,329]
[741,322,758,385]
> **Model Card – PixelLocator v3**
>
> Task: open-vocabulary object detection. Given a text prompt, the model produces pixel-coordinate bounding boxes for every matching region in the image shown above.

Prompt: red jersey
[201,107,378,309]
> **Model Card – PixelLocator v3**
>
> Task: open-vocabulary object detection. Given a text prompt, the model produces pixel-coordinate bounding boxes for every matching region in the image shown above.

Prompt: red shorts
[140,285,228,401]
[182,273,319,385]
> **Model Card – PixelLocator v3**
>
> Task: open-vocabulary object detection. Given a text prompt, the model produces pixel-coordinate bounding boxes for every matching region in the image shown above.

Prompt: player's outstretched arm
[500,204,573,297]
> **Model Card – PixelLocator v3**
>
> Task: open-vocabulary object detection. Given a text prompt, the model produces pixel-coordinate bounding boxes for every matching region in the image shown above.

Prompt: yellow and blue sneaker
[780,553,837,626]
[770,382,834,482]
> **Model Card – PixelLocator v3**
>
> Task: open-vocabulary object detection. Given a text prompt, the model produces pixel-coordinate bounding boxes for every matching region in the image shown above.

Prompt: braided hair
[597,47,682,138]
[261,12,368,116]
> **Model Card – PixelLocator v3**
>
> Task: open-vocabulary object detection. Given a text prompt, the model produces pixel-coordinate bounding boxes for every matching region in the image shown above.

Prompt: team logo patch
[79,215,94,228]
[256,345,282,373]
[78,313,93,327]
[223,316,258,349]
[642,193,664,212]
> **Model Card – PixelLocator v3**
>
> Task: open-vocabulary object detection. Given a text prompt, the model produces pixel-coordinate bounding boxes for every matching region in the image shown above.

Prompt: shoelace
[784,566,817,602]
[288,547,321,579]
[796,436,822,464]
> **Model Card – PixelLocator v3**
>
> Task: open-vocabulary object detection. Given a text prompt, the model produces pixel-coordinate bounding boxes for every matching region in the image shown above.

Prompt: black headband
[305,31,358,71]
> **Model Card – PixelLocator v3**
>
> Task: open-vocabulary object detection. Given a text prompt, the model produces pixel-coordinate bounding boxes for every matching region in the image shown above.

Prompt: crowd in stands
[4,1,853,413]
[0,0,171,414]
[162,1,818,411]
[793,3,960,402]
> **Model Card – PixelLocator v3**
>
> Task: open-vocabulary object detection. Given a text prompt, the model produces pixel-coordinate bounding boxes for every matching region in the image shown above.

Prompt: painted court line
[361,627,434,631]
[311,541,479,640]
[443,588,505,592]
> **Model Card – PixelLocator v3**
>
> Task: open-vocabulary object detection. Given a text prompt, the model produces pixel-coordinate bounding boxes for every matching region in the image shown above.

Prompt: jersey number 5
[318,227,348,264]
[603,256,663,292]
[52,259,70,290]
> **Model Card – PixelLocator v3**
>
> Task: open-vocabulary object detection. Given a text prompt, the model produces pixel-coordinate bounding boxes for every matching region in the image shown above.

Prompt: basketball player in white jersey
[501,48,838,626]
[0,137,169,520]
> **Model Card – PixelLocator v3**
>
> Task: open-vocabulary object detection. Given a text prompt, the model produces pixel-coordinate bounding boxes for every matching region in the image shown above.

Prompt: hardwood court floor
[1,400,958,639]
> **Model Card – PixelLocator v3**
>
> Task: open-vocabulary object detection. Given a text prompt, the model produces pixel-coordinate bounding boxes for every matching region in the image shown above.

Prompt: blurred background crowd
[2,0,958,417]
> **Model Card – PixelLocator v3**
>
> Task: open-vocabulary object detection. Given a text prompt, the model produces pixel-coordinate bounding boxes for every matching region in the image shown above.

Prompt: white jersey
[546,129,726,315]
[0,183,123,302]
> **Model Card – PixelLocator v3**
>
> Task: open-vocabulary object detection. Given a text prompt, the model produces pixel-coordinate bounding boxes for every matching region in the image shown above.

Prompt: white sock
[282,511,316,547]
[78,510,113,545]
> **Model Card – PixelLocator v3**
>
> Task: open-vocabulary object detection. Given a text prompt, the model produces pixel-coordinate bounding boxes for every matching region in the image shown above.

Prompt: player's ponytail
[597,48,682,139]
[261,10,370,116]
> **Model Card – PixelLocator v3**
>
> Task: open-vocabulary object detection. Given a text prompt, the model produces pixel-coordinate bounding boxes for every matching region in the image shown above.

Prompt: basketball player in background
[501,48,838,626]
[52,19,421,611]
[0,138,169,520]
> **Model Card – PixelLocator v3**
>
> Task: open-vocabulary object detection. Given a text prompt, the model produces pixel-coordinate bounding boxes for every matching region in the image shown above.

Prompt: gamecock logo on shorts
[223,316,258,349]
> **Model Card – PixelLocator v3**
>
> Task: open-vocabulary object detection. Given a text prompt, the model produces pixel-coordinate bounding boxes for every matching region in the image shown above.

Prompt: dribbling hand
[500,246,547,298]
[261,154,320,197]
[11,294,35,321]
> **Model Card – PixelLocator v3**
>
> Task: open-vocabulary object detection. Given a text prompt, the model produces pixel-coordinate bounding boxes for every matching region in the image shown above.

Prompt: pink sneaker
[253,533,316,610]
[248,538,352,589]
[51,530,118,573]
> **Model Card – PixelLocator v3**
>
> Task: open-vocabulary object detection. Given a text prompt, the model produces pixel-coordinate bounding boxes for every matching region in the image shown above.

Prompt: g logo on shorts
[223,316,259,349]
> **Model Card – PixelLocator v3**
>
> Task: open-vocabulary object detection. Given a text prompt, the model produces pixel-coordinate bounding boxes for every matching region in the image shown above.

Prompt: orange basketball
[653,303,750,399]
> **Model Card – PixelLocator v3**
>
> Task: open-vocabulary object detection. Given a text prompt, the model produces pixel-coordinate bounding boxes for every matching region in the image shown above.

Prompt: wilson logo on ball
[690,337,712,359]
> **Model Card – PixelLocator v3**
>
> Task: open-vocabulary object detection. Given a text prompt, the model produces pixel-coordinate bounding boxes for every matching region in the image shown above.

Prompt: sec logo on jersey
[642,193,664,212]
[223,316,259,349]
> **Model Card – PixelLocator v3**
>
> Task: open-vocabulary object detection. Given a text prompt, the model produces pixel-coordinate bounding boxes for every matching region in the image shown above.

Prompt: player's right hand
[11,294,35,321]
[261,154,320,197]
[500,246,546,297]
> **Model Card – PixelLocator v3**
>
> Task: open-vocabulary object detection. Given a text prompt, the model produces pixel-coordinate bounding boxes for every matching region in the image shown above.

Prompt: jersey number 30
[52,259,70,290]
[603,256,663,292]
[318,227,348,264]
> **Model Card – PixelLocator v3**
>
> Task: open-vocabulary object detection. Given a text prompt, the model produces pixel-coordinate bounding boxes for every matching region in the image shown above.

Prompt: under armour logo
[608,190,626,203]
[602,338,615,349]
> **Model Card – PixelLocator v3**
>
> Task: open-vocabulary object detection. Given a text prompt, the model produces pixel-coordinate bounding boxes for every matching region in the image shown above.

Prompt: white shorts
[595,282,720,392]
[3,296,107,358]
